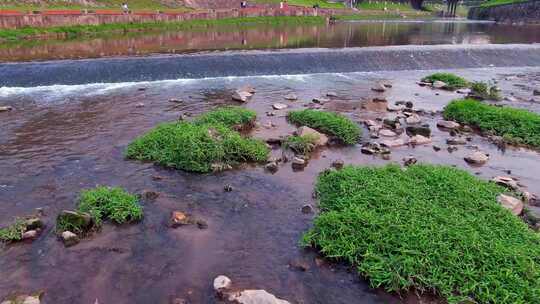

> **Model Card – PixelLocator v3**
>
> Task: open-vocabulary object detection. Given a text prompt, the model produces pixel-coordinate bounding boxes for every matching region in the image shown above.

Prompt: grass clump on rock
[470,81,501,100]
[193,106,256,129]
[283,134,318,155]
[126,107,269,173]
[422,73,469,90]
[0,219,27,242]
[287,110,361,145]
[302,164,540,304]
[443,99,540,148]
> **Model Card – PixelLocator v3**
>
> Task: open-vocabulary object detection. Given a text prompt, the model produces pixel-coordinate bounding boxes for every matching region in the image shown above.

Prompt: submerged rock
[284,93,298,101]
[0,106,13,112]
[312,97,329,104]
[170,211,191,228]
[232,90,251,102]
[61,231,80,247]
[371,83,386,92]
[22,230,38,240]
[265,161,279,173]
[227,290,291,304]
[497,194,523,215]
[331,159,345,170]
[492,176,519,190]
[446,137,467,145]
[464,151,489,165]
[292,157,306,170]
[379,129,397,137]
[326,91,338,97]
[409,135,432,145]
[406,125,431,137]
[432,80,447,89]
[301,204,314,214]
[361,143,390,155]
[405,114,421,125]
[403,156,417,166]
[380,137,408,148]
[288,259,310,271]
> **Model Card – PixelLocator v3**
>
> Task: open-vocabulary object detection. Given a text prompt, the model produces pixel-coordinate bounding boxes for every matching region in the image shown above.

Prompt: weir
[2,44,540,87]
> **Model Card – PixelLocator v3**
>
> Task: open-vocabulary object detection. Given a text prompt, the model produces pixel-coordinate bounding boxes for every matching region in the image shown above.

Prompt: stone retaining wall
[468,0,540,24]
[0,7,345,29]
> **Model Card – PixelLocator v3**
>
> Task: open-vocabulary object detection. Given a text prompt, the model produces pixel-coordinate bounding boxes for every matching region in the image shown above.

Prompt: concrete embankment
[2,44,540,87]
[468,0,540,24]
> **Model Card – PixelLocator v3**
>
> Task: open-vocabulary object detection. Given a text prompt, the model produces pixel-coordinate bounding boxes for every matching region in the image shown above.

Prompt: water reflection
[1,21,539,62]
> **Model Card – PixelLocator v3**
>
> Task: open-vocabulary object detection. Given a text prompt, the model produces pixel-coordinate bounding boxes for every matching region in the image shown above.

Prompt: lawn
[443,99,540,148]
[303,164,540,303]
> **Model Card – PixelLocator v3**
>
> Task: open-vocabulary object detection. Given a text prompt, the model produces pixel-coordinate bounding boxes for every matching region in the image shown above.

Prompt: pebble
[272,103,288,110]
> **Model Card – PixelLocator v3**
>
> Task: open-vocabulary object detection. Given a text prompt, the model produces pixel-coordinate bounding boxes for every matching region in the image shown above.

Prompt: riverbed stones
[284,93,298,101]
[272,103,288,110]
[227,290,291,304]
[61,231,80,247]
[437,120,460,129]
[232,90,251,102]
[497,194,523,215]
[0,106,13,112]
[464,151,489,165]
[409,135,432,145]
[297,126,328,146]
[213,275,232,291]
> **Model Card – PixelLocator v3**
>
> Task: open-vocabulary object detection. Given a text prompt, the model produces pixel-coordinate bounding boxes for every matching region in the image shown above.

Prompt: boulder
[409,135,432,145]
[272,103,288,110]
[331,159,345,170]
[492,176,519,190]
[232,91,251,102]
[61,231,80,247]
[379,129,397,137]
[213,275,232,291]
[406,125,431,137]
[446,137,467,145]
[227,290,291,304]
[284,93,298,101]
[432,81,447,89]
[405,114,421,125]
[464,151,489,165]
[170,211,191,228]
[497,194,523,215]
[297,126,328,146]
[437,120,460,130]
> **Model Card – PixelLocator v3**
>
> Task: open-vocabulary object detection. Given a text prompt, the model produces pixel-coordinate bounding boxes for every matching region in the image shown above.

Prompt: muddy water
[1,20,540,62]
[1,66,540,304]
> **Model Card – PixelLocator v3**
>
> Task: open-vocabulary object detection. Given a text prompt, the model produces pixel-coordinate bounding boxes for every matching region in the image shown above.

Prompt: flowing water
[1,20,540,304]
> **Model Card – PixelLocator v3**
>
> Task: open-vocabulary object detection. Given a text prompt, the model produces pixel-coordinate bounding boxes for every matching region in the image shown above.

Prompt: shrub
[470,81,501,100]
[283,134,318,155]
[0,219,26,242]
[443,99,540,147]
[77,186,143,226]
[126,121,268,173]
[302,164,540,304]
[287,110,361,145]
[422,73,469,90]
[193,106,256,129]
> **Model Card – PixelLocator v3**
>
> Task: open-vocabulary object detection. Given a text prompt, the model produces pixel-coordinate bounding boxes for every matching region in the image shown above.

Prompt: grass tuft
[193,106,256,129]
[126,107,269,173]
[0,219,26,242]
[287,110,361,145]
[302,164,540,304]
[77,186,143,226]
[422,73,469,90]
[470,81,501,100]
[443,99,540,148]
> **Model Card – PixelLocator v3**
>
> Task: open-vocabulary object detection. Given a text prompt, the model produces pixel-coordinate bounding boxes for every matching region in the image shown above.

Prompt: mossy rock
[56,210,95,236]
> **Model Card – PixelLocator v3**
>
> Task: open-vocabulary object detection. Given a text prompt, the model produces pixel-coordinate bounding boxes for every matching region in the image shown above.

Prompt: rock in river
[497,194,523,215]
[492,176,519,190]
[272,103,288,110]
[432,80,447,89]
[464,151,489,165]
[284,93,298,101]
[409,135,432,145]
[228,290,291,304]
[170,211,191,228]
[61,231,80,247]
[437,120,460,130]
[232,90,251,102]
[0,106,13,112]
[406,125,431,137]
[213,275,232,291]
[297,126,328,146]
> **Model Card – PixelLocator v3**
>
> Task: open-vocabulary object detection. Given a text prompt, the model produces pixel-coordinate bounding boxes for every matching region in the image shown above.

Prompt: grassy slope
[303,164,540,303]
[443,99,540,148]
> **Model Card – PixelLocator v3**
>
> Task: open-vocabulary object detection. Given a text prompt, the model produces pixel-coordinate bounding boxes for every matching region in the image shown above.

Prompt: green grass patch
[0,218,26,242]
[126,107,269,173]
[287,110,361,145]
[302,164,540,304]
[443,99,540,148]
[283,134,318,155]
[422,73,469,90]
[479,0,528,7]
[193,106,256,129]
[77,186,143,226]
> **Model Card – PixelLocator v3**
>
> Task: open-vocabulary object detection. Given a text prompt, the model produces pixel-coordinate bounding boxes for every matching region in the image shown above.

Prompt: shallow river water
[1,64,540,303]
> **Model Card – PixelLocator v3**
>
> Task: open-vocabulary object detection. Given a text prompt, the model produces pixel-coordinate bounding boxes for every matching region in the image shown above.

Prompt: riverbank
[468,0,540,24]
